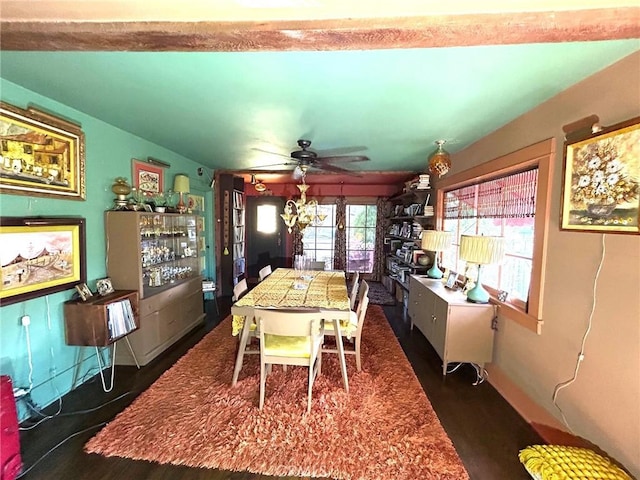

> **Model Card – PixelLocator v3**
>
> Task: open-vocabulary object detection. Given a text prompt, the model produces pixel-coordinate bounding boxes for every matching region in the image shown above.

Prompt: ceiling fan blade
[251,147,291,159]
[312,162,362,176]
[317,155,370,163]
[316,146,368,156]
[251,161,297,169]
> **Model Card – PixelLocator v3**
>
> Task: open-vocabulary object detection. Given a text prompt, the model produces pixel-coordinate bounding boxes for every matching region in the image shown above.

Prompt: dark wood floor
[17,298,542,480]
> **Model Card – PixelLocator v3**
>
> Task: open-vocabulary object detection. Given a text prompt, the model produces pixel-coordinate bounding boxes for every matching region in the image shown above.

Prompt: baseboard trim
[486,364,566,436]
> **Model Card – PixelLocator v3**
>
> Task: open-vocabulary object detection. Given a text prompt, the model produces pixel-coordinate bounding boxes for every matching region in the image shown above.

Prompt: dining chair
[323,280,369,371]
[232,278,260,363]
[349,271,360,310]
[255,309,325,413]
[258,265,272,282]
[309,261,326,271]
[232,278,248,301]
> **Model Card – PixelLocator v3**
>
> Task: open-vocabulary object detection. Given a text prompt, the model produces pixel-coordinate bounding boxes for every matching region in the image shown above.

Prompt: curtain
[333,195,347,271]
[372,196,391,281]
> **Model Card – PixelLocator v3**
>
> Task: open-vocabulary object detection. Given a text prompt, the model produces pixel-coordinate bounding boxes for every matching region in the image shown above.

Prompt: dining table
[230,268,353,392]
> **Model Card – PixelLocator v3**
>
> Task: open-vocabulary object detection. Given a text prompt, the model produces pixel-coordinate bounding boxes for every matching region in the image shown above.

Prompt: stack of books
[416,174,431,189]
[423,205,434,217]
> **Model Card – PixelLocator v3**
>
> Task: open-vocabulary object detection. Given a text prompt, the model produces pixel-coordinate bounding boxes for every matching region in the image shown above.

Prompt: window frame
[301,203,337,269]
[435,138,555,334]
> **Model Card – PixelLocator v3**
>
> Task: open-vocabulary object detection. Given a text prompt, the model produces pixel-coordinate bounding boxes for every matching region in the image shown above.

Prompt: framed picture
[188,194,205,213]
[96,277,114,296]
[75,283,93,301]
[560,116,640,234]
[445,271,458,289]
[0,217,87,306]
[132,158,164,197]
[0,102,86,200]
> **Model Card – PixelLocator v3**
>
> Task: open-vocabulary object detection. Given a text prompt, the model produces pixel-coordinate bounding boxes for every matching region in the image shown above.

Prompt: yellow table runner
[232,268,352,336]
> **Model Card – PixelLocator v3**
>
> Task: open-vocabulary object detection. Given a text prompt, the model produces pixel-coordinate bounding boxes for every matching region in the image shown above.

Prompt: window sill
[490,299,543,335]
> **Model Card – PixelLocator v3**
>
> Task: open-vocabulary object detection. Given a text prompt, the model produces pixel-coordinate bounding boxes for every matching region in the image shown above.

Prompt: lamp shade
[459,235,505,265]
[173,174,190,194]
[421,230,453,252]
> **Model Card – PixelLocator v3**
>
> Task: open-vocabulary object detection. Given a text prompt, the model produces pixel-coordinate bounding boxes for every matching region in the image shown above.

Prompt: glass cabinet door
[139,213,199,296]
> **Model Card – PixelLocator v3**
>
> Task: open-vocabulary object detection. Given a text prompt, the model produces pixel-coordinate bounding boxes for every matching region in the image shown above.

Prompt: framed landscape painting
[560,116,640,234]
[0,217,87,306]
[0,102,86,200]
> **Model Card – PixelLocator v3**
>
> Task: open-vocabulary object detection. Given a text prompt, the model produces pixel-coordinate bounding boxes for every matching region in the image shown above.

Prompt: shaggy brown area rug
[85,306,469,480]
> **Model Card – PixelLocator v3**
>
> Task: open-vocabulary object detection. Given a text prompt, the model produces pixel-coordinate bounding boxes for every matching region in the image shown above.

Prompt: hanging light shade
[428,139,451,177]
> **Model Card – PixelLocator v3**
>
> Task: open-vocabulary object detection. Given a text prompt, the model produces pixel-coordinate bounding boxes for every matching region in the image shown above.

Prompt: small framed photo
[75,283,93,301]
[96,277,114,296]
[445,271,458,289]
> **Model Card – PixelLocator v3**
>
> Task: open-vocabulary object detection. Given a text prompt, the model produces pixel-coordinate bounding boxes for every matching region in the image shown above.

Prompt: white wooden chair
[349,271,360,310]
[258,265,272,281]
[255,309,324,413]
[232,278,248,301]
[323,280,369,371]
[232,278,260,362]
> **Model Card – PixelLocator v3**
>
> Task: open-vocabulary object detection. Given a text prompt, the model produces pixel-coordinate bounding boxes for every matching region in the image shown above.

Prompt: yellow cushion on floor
[519,445,632,480]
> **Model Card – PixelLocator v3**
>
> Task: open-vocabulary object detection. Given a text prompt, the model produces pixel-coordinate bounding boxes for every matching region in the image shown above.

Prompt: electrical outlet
[13,387,29,399]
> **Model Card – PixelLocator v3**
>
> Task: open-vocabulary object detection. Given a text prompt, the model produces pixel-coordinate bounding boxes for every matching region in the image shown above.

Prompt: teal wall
[0,79,215,420]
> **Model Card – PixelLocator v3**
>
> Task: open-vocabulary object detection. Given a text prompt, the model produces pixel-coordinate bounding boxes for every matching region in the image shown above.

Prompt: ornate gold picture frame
[0,102,86,200]
[561,116,639,234]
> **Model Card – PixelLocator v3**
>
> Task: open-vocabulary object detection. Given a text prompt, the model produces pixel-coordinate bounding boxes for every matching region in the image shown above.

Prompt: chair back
[258,265,272,281]
[232,278,248,302]
[256,309,323,339]
[354,281,370,333]
[310,261,326,271]
[349,271,360,310]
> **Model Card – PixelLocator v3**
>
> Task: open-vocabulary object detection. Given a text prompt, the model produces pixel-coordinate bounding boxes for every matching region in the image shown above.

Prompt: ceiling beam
[2,9,638,51]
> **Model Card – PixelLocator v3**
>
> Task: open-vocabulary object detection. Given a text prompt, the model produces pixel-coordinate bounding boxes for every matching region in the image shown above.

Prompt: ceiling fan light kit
[428,139,451,177]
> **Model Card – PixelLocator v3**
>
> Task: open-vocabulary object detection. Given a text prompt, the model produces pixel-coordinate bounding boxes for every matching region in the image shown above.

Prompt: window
[442,169,538,310]
[256,204,277,233]
[346,204,377,273]
[302,204,336,269]
[436,139,555,333]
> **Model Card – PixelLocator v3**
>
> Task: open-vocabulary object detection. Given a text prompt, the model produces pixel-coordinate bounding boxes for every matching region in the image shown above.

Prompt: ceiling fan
[253,139,369,177]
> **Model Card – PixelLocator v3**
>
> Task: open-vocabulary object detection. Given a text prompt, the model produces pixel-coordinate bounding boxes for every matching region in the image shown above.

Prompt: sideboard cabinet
[408,275,496,381]
[105,211,205,365]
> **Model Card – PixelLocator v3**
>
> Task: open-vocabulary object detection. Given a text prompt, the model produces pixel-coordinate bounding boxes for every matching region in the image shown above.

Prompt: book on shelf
[106,298,137,341]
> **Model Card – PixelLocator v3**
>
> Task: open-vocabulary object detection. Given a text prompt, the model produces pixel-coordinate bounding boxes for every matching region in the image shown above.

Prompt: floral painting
[561,117,640,233]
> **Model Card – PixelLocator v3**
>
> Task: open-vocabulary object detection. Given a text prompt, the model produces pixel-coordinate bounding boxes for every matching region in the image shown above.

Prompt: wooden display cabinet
[104,211,205,366]
[64,290,139,346]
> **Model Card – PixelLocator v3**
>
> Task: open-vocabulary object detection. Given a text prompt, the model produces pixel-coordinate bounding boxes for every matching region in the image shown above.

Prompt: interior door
[245,196,286,282]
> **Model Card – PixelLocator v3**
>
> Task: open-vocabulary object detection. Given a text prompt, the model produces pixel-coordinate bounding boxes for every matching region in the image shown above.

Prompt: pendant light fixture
[428,139,451,177]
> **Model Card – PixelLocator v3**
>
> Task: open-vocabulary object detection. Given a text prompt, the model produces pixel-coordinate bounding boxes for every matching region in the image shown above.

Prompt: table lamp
[173,174,190,213]
[459,235,505,303]
[421,230,453,279]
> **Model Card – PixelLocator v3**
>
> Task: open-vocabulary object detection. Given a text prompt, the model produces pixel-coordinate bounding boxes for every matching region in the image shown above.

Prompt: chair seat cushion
[264,334,311,358]
[518,445,632,480]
